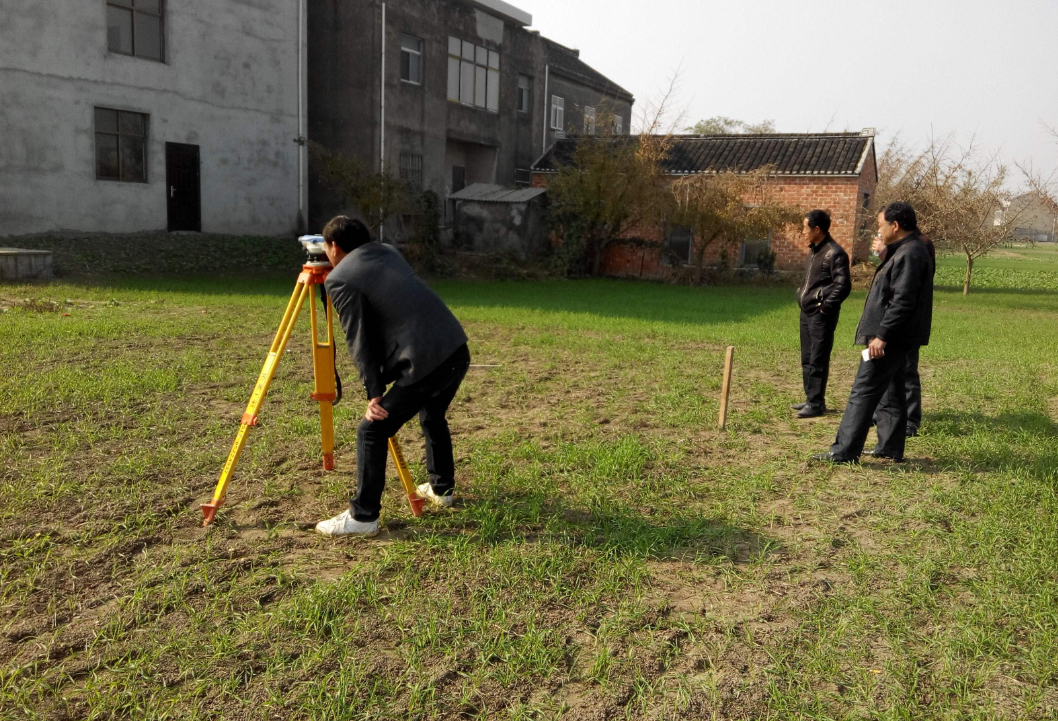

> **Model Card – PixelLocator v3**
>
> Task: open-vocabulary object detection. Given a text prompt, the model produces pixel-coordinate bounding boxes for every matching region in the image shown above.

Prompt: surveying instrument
[201,235,425,527]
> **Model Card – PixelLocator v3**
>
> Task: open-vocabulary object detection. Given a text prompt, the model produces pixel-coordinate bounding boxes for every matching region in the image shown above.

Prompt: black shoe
[790,402,807,411]
[810,452,858,465]
[797,407,826,419]
[906,426,919,438]
[864,449,905,462]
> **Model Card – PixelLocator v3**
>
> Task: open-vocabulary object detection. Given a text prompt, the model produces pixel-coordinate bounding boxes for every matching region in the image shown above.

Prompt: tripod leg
[203,282,311,526]
[310,287,337,470]
[389,437,425,518]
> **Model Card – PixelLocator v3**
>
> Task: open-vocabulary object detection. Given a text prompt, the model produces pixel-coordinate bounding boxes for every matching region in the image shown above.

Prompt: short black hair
[805,209,831,234]
[881,202,918,232]
[322,215,372,253]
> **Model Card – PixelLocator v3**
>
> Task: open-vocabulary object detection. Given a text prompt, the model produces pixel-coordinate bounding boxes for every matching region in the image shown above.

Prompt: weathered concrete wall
[0,0,303,236]
[309,0,542,229]
[0,248,53,279]
[307,0,631,232]
[454,199,547,257]
[543,73,633,148]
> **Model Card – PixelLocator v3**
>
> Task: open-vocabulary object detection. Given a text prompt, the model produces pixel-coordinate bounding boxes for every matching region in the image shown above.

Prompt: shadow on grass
[925,409,1058,480]
[432,278,798,327]
[12,272,802,326]
[420,486,778,563]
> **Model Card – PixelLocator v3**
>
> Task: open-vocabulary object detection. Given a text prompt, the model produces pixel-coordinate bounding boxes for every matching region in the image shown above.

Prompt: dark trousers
[830,346,911,461]
[799,309,840,411]
[875,347,922,431]
[351,345,471,522]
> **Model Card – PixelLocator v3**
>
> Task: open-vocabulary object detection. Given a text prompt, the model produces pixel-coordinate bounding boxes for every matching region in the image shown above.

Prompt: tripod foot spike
[409,496,425,518]
[201,502,221,527]
[323,453,334,471]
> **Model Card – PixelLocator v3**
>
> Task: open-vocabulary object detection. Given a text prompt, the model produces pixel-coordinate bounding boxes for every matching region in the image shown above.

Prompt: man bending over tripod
[315,216,470,537]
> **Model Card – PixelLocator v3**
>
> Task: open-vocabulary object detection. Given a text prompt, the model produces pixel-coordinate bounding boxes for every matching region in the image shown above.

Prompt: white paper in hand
[862,348,872,362]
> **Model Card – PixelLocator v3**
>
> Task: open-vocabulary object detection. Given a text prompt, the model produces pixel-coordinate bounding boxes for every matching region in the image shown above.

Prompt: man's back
[325,242,467,397]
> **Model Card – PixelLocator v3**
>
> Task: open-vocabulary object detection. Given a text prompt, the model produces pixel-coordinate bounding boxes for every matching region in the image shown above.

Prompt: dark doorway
[452,166,466,193]
[166,142,201,232]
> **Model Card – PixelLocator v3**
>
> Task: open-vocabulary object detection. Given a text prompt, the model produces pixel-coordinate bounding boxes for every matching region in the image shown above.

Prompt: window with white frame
[583,106,596,135]
[550,96,564,130]
[446,36,499,112]
[613,114,623,135]
[400,34,423,85]
[517,75,532,113]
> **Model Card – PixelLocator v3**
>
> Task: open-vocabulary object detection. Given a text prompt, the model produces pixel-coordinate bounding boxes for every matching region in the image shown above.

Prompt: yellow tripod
[201,259,425,527]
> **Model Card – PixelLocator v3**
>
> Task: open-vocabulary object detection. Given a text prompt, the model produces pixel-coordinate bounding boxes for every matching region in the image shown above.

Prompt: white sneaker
[315,510,379,537]
[417,483,454,508]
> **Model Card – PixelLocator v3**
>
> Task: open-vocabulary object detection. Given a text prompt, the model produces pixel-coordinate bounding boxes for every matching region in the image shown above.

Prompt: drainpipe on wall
[541,64,549,156]
[297,0,307,232]
[379,1,386,242]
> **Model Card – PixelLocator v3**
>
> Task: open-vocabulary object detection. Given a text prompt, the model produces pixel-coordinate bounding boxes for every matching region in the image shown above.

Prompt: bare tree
[310,142,411,235]
[670,168,802,283]
[874,136,1022,295]
[546,80,680,276]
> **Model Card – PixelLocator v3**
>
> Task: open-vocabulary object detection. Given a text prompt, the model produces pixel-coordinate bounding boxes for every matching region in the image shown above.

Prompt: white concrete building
[0,0,307,236]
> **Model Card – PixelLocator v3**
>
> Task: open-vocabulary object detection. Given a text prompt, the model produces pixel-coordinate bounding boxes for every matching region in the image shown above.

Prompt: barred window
[399,153,423,190]
[664,225,693,265]
[95,107,148,182]
[446,36,499,112]
[107,0,164,62]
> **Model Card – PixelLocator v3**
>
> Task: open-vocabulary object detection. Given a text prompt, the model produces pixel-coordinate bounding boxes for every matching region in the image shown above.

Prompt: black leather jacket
[854,233,934,348]
[798,237,851,315]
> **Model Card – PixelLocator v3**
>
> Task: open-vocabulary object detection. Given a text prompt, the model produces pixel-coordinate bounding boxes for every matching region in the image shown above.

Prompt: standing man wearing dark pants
[792,210,851,418]
[873,234,936,436]
[315,216,470,537]
[813,202,934,464]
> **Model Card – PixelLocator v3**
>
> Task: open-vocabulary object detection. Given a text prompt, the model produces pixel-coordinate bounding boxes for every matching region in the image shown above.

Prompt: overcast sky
[519,0,1058,182]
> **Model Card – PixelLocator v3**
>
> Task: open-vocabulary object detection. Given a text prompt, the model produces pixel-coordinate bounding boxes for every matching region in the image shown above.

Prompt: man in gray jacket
[315,216,470,537]
[812,202,933,464]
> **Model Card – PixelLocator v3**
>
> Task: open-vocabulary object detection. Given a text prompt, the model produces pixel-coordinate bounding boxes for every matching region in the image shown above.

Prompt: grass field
[2,243,1058,719]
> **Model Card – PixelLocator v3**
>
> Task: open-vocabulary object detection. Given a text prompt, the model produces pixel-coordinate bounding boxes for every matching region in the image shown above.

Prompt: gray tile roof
[532,132,877,177]
[449,183,547,203]
[545,40,634,103]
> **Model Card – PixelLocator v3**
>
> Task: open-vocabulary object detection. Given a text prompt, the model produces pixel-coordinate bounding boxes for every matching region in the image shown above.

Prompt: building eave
[461,0,531,26]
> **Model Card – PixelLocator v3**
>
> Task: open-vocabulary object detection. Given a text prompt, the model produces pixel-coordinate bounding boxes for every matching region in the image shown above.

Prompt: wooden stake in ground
[719,346,735,430]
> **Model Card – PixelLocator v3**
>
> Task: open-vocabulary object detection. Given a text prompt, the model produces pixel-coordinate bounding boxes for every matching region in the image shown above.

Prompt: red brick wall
[531,155,877,278]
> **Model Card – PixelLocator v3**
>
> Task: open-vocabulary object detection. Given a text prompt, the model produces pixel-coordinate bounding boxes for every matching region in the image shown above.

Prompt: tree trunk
[963,252,973,296]
[592,239,603,276]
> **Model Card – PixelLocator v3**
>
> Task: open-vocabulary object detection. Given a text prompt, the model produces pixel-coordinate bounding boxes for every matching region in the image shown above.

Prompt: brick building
[531,130,878,277]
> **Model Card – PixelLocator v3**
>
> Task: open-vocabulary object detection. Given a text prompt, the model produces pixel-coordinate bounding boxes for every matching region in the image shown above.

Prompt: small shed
[449,183,548,259]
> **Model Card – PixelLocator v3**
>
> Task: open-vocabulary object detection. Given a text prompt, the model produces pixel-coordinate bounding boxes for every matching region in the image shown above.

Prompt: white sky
[518,0,1058,183]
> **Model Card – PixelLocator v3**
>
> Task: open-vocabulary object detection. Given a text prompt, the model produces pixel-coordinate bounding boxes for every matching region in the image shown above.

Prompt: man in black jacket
[314,216,470,537]
[873,233,936,436]
[813,202,934,464]
[792,210,851,418]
